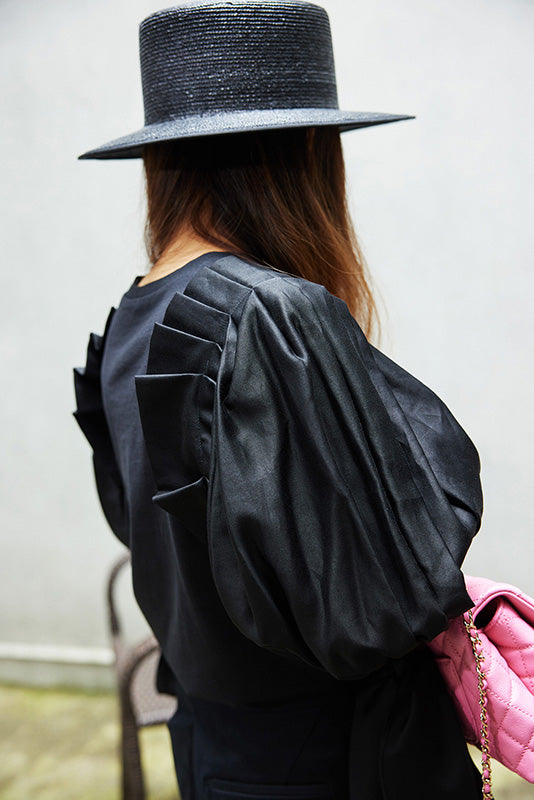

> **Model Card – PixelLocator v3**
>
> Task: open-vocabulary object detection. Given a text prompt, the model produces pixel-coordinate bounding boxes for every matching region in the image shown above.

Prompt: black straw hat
[79,0,414,160]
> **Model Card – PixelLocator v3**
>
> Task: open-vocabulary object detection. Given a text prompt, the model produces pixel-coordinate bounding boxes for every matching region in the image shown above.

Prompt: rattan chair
[107,553,178,800]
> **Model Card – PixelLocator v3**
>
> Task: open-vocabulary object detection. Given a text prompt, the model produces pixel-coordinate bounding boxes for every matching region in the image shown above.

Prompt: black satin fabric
[135,256,482,675]
[74,255,483,799]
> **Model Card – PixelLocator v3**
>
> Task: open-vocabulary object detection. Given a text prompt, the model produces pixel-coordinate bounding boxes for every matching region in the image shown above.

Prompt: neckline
[124,251,230,299]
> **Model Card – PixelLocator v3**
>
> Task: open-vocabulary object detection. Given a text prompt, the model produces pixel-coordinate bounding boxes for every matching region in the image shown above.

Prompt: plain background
[0,0,532,671]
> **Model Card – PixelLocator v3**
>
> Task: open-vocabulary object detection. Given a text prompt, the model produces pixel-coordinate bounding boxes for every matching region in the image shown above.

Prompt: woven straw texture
[79,0,414,159]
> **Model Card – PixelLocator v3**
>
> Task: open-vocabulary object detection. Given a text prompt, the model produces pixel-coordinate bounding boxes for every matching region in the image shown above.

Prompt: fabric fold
[145,323,222,379]
[153,476,209,540]
[135,372,216,489]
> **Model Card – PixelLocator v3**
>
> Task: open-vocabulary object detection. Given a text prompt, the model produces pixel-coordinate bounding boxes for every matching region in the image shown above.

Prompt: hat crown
[139,0,339,126]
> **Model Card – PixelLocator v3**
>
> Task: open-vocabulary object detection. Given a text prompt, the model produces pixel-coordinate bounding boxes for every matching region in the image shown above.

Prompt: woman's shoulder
[182,252,343,330]
[204,253,330,295]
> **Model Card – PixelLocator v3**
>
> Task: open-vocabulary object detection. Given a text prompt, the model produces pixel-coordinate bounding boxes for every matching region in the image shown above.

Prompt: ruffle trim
[73,308,128,544]
[73,308,118,469]
[134,256,273,539]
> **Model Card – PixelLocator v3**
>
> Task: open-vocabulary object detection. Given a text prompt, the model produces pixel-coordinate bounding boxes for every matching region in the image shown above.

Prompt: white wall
[0,0,532,685]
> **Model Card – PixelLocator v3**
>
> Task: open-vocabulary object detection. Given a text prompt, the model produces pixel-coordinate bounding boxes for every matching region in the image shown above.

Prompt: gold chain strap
[463,610,494,799]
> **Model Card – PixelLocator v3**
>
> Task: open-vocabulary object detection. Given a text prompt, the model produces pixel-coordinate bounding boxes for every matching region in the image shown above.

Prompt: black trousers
[167,648,482,800]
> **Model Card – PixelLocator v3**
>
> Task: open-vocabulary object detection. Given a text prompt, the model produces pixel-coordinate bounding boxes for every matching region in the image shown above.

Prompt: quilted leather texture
[428,575,534,782]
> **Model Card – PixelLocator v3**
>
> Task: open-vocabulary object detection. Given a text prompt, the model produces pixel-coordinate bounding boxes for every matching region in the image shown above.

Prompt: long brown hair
[143,127,378,338]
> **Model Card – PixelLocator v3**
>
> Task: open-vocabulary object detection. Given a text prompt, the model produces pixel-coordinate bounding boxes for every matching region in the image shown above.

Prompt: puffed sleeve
[135,258,483,679]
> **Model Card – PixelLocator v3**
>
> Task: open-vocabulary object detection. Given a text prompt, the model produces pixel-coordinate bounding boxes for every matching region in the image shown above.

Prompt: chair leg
[119,688,146,800]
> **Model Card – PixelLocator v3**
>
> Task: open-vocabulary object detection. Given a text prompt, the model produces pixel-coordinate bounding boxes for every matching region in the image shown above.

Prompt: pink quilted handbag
[428,575,534,796]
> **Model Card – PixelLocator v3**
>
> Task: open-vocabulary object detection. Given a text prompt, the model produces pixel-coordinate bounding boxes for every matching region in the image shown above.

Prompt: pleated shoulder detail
[134,255,266,538]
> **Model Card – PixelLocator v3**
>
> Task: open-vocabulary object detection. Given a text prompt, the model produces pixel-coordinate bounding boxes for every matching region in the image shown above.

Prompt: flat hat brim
[78,108,415,160]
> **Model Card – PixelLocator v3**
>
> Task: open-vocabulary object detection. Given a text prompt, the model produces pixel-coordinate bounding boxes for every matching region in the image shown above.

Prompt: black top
[99,252,348,702]
[100,252,217,592]
[74,254,483,799]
